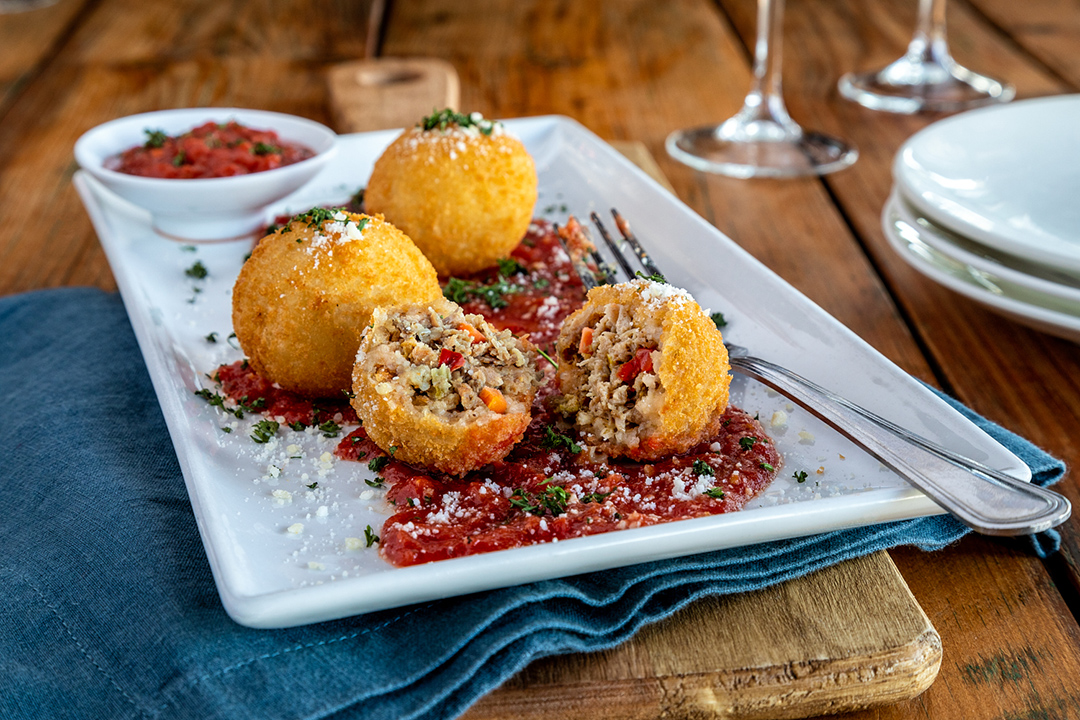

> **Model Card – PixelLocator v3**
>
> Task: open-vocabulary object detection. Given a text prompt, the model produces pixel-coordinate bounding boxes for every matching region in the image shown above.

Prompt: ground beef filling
[560,303,665,447]
[364,304,533,419]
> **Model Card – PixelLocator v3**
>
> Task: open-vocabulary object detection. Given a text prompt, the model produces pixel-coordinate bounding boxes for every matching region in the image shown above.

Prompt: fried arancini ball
[364,111,537,277]
[232,210,442,398]
[555,279,731,461]
[352,298,541,476]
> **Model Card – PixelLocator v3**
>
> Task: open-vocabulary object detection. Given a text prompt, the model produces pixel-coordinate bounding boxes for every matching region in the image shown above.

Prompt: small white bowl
[74,108,338,242]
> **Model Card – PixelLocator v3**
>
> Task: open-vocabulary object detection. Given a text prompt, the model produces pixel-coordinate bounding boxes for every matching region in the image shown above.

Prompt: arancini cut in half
[554,279,731,461]
[351,298,541,476]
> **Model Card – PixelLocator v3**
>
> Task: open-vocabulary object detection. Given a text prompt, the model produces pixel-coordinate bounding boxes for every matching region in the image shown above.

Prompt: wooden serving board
[326,57,941,719]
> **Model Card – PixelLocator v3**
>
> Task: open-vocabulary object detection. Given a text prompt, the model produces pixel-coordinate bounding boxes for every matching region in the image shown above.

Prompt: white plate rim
[893,94,1080,273]
[891,191,1080,305]
[882,190,1080,342]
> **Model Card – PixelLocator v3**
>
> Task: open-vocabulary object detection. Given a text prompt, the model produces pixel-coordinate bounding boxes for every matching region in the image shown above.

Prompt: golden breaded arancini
[555,279,731,461]
[232,209,442,397]
[364,110,537,277]
[352,298,541,476]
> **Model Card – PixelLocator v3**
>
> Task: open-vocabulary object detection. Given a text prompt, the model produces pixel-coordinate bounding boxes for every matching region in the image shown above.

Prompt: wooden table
[3,0,1079,718]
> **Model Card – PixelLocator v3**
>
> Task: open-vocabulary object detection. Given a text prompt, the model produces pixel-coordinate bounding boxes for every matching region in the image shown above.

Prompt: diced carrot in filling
[458,322,486,344]
[616,347,654,384]
[579,327,594,356]
[479,386,507,413]
[438,348,466,371]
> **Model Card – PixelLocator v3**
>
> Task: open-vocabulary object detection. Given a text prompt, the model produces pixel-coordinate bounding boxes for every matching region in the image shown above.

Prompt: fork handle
[731,356,1071,536]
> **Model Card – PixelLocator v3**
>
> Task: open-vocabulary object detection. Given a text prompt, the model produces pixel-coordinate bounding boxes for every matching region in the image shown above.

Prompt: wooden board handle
[327,57,461,133]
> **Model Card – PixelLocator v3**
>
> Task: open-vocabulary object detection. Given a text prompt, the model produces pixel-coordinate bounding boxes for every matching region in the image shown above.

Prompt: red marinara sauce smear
[355,405,779,567]
[213,218,781,567]
[109,121,315,179]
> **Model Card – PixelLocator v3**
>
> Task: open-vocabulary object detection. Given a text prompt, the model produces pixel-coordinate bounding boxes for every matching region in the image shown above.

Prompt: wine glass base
[666,124,858,179]
[839,64,1015,114]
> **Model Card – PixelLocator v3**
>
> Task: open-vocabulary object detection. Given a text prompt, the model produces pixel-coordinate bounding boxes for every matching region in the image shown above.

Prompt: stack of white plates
[883,95,1080,343]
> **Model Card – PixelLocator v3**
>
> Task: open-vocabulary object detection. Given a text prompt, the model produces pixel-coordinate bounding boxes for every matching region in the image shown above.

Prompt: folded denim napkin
[0,288,1065,720]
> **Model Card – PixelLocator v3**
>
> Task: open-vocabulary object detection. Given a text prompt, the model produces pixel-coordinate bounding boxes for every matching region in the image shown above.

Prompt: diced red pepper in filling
[438,348,466,372]
[616,347,655,383]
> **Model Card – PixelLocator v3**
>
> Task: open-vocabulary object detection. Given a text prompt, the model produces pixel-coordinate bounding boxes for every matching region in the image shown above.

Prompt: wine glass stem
[740,0,797,133]
[908,0,951,65]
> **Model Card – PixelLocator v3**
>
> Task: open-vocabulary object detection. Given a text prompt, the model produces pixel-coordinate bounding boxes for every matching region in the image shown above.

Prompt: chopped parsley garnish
[194,388,244,418]
[294,206,342,229]
[205,332,218,343]
[318,421,341,438]
[540,485,569,516]
[237,395,265,414]
[368,456,390,473]
[497,257,526,276]
[227,332,240,349]
[759,462,775,472]
[252,142,280,156]
[180,245,197,252]
[306,482,318,490]
[793,470,808,484]
[635,270,665,283]
[533,277,550,289]
[739,436,758,451]
[365,477,384,488]
[580,491,612,504]
[289,421,307,431]
[251,419,279,444]
[705,488,726,500]
[184,261,208,279]
[710,312,728,329]
[220,426,232,433]
[442,276,521,309]
[536,346,558,369]
[509,485,570,517]
[172,151,186,167]
[692,459,715,477]
[144,129,168,148]
[419,108,498,135]
[364,525,379,547]
[541,426,582,454]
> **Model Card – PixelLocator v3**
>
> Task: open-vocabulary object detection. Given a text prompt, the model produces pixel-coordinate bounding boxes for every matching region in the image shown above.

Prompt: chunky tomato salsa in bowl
[74,108,337,241]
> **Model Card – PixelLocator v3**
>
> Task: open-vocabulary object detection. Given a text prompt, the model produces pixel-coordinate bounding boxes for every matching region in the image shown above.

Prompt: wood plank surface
[376,1,1080,719]
[2,0,1080,718]
[467,553,940,720]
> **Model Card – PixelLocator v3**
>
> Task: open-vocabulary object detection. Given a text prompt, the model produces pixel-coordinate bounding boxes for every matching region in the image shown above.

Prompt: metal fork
[557,209,1070,536]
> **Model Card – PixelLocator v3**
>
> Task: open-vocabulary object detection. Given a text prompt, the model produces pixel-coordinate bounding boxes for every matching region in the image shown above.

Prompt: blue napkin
[0,288,1065,720]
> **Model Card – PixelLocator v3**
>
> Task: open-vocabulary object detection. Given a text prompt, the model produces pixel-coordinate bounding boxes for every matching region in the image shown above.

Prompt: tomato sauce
[214,218,781,567]
[110,121,314,179]
[216,360,357,428]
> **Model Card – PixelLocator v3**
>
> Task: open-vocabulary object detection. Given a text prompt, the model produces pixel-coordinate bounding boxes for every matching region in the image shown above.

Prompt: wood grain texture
[377,1,1080,718]
[467,552,940,720]
[0,0,376,296]
[328,57,460,132]
[1,0,1079,718]
[0,0,88,108]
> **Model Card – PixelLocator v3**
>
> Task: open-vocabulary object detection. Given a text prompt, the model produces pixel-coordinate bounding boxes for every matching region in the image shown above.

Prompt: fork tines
[590,209,667,284]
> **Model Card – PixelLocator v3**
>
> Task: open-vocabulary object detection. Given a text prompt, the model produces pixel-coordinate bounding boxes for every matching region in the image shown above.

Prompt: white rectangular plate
[74,116,1029,628]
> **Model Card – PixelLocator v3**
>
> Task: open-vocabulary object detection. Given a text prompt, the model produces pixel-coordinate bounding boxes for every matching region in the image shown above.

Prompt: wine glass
[838,0,1015,114]
[666,0,857,178]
